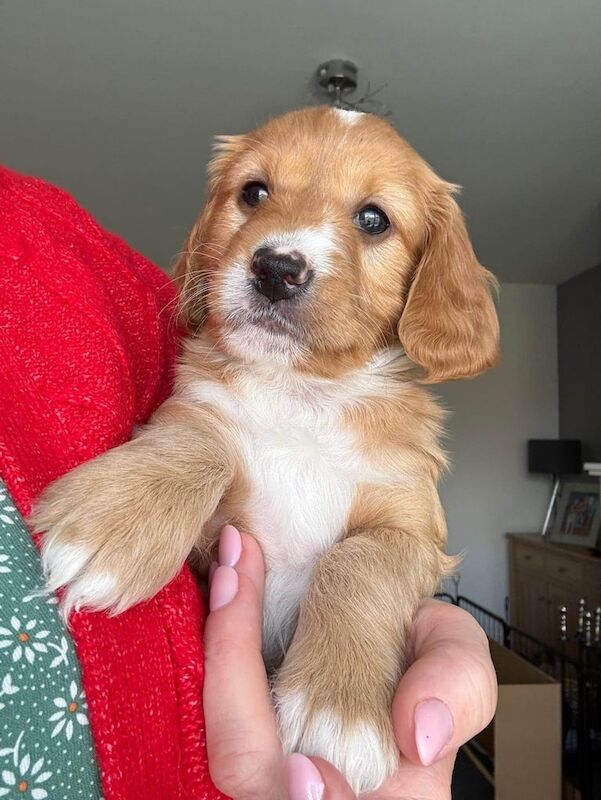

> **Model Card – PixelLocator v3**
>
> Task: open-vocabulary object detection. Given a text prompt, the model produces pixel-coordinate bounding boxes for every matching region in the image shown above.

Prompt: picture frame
[549,480,601,548]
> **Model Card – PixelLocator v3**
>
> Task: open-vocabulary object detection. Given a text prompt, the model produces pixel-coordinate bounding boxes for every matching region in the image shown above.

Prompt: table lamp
[528,439,582,537]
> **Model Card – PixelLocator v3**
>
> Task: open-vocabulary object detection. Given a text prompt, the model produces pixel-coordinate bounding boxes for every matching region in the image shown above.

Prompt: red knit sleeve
[0,165,227,800]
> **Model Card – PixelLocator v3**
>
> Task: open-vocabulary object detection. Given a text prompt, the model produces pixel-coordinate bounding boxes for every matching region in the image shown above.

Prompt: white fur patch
[222,319,309,366]
[261,225,339,277]
[214,225,341,364]
[332,108,364,126]
[184,365,389,663]
[42,540,90,591]
[277,689,398,794]
[62,571,118,618]
[41,539,119,618]
[215,261,311,366]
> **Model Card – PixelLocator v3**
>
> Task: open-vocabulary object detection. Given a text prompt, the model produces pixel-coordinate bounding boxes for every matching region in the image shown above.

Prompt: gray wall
[558,263,601,462]
[438,284,559,616]
[2,0,601,284]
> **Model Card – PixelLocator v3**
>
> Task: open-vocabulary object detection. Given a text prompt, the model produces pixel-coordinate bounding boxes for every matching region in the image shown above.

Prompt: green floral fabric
[0,480,102,799]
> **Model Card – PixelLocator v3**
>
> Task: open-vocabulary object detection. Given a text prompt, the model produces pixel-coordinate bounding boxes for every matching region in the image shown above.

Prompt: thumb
[285,754,355,799]
[203,528,285,800]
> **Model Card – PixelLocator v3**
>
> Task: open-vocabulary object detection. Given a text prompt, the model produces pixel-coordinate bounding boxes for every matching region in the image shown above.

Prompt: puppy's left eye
[354,205,390,235]
[241,181,269,207]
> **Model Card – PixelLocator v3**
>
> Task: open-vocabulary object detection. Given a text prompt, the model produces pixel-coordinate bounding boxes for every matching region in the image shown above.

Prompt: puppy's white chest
[189,375,365,660]
[242,389,365,661]
[244,413,357,562]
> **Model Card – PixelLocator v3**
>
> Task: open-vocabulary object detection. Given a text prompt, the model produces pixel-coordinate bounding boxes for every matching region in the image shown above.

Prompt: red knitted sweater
[0,165,226,800]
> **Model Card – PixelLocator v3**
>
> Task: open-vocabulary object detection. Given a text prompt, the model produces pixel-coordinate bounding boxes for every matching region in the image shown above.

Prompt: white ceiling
[2,0,600,284]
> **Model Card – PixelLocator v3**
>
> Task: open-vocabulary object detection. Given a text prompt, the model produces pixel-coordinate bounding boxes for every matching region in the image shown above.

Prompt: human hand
[203,528,497,799]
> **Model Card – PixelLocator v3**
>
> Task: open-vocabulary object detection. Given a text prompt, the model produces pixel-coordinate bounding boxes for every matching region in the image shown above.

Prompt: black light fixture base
[316,59,359,97]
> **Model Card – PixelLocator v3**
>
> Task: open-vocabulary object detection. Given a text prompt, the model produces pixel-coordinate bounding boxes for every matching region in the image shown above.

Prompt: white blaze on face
[215,227,340,365]
[332,107,364,126]
[260,226,339,276]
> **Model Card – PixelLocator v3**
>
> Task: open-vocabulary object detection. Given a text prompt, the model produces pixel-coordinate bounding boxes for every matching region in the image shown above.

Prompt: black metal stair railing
[435,592,601,800]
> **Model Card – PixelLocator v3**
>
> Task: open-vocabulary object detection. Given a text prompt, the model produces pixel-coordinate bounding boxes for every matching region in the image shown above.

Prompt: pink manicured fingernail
[285,754,324,800]
[218,524,242,567]
[209,565,238,611]
[208,560,218,586]
[414,698,454,766]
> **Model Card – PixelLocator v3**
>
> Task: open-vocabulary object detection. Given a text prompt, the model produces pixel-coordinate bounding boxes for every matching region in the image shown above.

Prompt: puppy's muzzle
[251,247,313,303]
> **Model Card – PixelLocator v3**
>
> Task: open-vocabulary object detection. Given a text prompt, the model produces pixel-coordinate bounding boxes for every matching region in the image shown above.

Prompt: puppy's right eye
[241,181,269,207]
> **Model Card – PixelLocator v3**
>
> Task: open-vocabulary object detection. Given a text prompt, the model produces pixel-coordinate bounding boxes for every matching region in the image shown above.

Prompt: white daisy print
[0,732,52,798]
[47,636,69,669]
[0,617,50,664]
[0,489,15,526]
[0,479,102,798]
[0,673,18,710]
[49,680,89,740]
[22,590,59,606]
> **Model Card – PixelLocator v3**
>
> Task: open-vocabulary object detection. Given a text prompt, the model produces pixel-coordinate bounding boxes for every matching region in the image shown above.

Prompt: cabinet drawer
[585,565,601,603]
[514,546,544,572]
[545,553,584,585]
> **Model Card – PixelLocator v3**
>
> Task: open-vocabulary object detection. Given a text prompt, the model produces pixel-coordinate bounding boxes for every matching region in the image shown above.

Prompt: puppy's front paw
[32,458,191,617]
[42,535,120,616]
[275,686,399,795]
[40,526,133,618]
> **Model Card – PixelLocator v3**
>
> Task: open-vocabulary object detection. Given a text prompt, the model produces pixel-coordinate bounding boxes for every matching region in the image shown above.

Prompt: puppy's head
[175,106,499,382]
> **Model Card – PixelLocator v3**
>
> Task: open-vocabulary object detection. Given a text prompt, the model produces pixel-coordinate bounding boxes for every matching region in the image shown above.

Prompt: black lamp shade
[528,439,582,475]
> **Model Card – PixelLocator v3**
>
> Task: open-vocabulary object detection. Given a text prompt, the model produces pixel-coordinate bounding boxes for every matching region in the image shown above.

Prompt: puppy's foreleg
[274,527,451,795]
[31,400,238,615]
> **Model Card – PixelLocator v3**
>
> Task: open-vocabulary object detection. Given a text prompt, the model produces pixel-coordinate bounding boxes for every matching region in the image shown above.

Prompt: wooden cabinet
[507,533,601,648]
[513,572,549,641]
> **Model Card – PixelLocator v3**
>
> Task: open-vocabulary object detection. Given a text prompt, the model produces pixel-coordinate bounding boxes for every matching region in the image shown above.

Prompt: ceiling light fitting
[314,59,391,117]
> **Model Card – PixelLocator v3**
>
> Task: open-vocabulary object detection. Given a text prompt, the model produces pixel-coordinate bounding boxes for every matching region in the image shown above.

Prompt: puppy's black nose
[251,247,312,303]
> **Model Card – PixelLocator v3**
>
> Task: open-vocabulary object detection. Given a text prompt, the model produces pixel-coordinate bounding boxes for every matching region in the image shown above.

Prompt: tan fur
[274,525,454,745]
[273,388,456,743]
[31,400,243,611]
[31,106,499,792]
[398,182,500,382]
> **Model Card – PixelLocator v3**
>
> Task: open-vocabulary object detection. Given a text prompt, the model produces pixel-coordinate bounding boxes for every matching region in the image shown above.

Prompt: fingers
[203,526,285,800]
[364,753,456,800]
[285,754,355,800]
[392,599,498,767]
[204,548,492,798]
[283,755,456,800]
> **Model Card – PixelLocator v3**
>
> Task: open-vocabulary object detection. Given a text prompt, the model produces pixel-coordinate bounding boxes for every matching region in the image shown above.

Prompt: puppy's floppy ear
[171,134,246,330]
[398,182,499,383]
[171,205,212,331]
[206,134,246,189]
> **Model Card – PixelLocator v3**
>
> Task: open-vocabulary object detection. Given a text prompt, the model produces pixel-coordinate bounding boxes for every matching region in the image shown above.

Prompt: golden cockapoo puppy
[33,106,499,793]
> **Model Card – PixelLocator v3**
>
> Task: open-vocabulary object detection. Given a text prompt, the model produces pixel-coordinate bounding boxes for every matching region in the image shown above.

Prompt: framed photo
[550,481,601,548]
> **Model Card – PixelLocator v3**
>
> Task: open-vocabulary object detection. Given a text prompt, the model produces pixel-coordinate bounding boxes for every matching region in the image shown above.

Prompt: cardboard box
[474,640,562,800]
